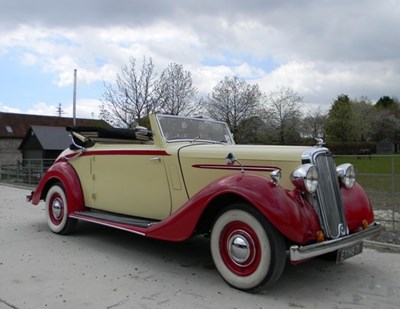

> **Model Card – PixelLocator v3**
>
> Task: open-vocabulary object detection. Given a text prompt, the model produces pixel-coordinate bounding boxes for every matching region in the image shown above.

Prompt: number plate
[336,242,363,263]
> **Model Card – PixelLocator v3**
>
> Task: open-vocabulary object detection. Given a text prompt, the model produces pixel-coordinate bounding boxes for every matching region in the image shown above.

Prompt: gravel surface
[370,229,400,245]
[1,183,400,309]
[371,210,400,245]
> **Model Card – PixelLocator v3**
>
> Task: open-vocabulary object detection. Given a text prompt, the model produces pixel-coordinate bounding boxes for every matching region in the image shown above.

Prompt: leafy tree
[352,96,374,141]
[234,116,271,144]
[100,57,158,127]
[204,76,262,142]
[325,94,356,142]
[375,96,400,118]
[376,96,397,109]
[157,63,198,116]
[262,86,303,144]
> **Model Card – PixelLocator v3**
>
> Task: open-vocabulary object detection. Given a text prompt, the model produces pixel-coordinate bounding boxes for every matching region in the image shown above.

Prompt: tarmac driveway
[0,184,399,309]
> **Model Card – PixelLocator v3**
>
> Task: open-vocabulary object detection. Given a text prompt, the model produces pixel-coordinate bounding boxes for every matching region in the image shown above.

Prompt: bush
[324,141,376,155]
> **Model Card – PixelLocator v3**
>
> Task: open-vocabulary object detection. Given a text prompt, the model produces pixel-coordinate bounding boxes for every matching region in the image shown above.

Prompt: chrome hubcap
[229,233,251,265]
[52,199,63,220]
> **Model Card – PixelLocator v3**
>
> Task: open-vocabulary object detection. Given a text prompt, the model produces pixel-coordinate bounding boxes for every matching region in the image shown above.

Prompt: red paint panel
[146,173,320,244]
[30,162,85,214]
[341,183,374,231]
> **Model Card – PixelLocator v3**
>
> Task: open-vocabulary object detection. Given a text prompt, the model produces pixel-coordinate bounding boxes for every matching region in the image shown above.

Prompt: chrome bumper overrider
[290,223,382,262]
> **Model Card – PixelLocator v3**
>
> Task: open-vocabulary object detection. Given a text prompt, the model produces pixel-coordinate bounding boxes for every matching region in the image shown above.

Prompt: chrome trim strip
[289,223,382,262]
[192,164,279,172]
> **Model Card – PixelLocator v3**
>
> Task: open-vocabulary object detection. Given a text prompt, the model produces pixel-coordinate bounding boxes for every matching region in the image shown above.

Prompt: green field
[335,155,400,174]
[335,155,400,194]
[335,155,399,215]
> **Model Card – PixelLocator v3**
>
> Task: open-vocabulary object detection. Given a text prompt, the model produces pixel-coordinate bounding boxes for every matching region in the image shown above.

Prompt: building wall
[0,138,23,165]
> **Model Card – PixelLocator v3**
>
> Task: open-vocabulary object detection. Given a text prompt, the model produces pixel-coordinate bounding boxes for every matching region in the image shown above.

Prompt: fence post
[28,159,32,185]
[392,155,397,231]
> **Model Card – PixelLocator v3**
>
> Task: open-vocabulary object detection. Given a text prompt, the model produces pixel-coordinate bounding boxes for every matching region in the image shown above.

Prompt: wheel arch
[31,162,85,213]
[196,193,256,234]
[195,174,319,245]
[148,173,318,243]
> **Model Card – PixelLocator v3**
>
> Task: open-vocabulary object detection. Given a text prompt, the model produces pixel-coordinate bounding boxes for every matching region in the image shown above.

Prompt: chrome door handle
[150,157,161,162]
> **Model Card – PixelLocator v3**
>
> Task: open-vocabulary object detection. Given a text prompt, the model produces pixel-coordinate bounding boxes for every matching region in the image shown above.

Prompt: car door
[91,148,172,220]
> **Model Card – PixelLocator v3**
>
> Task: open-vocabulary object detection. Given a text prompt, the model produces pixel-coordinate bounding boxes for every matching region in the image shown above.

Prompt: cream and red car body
[28,114,381,292]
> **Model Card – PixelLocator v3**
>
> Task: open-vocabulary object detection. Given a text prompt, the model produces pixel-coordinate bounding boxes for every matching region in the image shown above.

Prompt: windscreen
[157,115,234,144]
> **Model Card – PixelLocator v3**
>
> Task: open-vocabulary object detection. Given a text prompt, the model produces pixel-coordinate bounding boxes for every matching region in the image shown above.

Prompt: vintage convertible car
[28,114,381,292]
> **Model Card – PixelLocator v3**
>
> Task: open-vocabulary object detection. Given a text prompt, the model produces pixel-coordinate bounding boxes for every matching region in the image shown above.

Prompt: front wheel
[45,183,77,234]
[210,205,286,292]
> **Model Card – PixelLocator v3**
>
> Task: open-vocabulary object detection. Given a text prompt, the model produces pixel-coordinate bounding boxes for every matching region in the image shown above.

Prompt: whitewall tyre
[45,183,77,234]
[210,205,286,292]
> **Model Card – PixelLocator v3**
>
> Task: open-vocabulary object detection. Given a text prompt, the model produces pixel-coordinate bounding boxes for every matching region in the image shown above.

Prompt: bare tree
[156,63,198,116]
[100,57,158,127]
[204,76,262,139]
[302,106,327,139]
[263,86,303,144]
[370,109,400,141]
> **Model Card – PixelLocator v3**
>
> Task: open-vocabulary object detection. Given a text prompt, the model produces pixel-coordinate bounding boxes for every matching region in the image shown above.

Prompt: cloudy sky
[1,0,399,119]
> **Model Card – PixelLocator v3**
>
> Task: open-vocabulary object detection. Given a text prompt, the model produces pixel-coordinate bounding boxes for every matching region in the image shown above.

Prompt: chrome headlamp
[337,163,356,189]
[290,164,319,194]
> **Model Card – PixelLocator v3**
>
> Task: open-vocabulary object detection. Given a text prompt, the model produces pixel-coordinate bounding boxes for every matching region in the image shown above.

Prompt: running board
[70,211,159,229]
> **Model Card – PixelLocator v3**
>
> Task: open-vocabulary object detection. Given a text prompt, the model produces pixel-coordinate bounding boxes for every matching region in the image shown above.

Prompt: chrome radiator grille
[312,150,348,239]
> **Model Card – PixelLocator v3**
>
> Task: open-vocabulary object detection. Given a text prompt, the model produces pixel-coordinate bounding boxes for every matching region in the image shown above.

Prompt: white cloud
[0,102,21,113]
[0,0,400,115]
[74,98,103,119]
[21,99,102,120]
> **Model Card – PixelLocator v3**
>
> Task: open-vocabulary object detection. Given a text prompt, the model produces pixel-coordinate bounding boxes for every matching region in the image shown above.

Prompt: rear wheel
[45,183,77,234]
[210,204,286,292]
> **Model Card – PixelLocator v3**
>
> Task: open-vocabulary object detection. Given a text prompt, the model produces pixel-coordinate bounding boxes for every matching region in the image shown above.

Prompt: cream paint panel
[160,152,190,214]
[70,156,94,207]
[181,157,300,199]
[92,154,171,220]
[169,165,182,190]
[183,159,295,197]
[177,144,307,198]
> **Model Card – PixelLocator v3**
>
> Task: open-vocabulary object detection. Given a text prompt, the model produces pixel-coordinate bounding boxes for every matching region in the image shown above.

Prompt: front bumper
[290,223,382,262]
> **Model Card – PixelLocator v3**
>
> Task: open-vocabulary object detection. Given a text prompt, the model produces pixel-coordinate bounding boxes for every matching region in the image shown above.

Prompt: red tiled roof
[0,112,110,138]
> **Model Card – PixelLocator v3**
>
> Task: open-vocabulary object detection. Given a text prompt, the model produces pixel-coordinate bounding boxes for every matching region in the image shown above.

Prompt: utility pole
[56,103,64,117]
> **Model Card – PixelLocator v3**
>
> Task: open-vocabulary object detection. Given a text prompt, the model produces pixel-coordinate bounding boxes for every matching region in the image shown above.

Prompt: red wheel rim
[219,221,262,276]
[48,193,64,225]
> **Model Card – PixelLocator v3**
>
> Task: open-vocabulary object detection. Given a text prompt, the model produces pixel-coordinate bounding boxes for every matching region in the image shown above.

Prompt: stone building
[0,112,109,165]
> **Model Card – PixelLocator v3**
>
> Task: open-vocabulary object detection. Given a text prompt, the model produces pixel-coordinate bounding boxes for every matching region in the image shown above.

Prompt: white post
[73,69,77,126]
